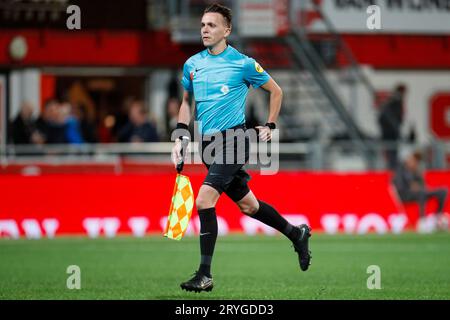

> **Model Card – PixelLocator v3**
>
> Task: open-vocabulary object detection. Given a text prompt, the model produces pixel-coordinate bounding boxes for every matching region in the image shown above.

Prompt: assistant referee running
[171,3,312,293]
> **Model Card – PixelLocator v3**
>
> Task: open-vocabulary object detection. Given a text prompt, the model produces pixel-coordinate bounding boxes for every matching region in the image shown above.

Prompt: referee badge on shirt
[254,62,264,73]
[220,85,229,95]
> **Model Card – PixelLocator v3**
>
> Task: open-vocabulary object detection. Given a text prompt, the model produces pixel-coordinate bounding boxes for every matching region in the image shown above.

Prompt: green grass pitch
[1,233,449,299]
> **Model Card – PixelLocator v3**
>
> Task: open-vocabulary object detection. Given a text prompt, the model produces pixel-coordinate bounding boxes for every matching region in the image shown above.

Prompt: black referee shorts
[200,124,251,202]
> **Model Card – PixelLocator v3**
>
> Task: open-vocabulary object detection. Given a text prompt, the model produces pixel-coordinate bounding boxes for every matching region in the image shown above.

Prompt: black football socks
[251,200,300,242]
[198,207,218,277]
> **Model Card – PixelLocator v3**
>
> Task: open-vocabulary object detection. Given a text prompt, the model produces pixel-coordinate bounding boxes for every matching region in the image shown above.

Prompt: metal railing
[285,32,372,159]
[1,140,447,172]
[307,0,377,96]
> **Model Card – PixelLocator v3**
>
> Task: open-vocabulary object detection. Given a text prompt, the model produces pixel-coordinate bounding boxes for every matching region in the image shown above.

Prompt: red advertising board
[0,171,449,238]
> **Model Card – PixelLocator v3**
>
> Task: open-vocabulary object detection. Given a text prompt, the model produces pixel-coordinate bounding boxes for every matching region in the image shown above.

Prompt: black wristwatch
[265,122,276,130]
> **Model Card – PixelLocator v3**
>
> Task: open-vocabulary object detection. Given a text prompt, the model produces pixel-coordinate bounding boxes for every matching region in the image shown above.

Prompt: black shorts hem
[202,181,224,195]
[226,187,251,203]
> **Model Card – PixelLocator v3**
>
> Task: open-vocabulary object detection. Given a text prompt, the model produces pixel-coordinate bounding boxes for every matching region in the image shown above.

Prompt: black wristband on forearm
[172,123,190,142]
[176,123,189,130]
[265,122,276,130]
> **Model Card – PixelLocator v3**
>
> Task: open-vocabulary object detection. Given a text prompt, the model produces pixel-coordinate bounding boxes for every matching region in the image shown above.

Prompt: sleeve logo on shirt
[254,62,264,73]
[190,71,195,80]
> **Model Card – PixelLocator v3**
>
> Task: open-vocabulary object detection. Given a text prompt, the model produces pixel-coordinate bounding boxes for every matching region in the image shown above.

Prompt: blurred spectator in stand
[168,71,180,99]
[73,102,98,143]
[60,101,85,144]
[35,99,67,144]
[97,108,114,143]
[406,123,417,144]
[166,97,180,140]
[164,72,181,140]
[393,150,448,232]
[10,101,41,144]
[117,100,159,143]
[113,96,135,140]
[378,84,406,170]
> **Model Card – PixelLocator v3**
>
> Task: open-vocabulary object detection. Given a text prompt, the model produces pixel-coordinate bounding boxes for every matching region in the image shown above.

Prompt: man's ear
[224,25,232,38]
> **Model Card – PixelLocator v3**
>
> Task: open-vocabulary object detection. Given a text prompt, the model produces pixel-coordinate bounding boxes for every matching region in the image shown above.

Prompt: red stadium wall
[1,30,450,69]
[0,171,449,238]
[0,30,194,67]
[337,34,450,69]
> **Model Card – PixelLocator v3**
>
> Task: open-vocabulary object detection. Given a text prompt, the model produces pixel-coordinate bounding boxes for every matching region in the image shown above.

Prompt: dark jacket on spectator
[378,93,403,141]
[11,115,35,144]
[393,163,424,200]
[117,122,159,143]
[35,117,67,144]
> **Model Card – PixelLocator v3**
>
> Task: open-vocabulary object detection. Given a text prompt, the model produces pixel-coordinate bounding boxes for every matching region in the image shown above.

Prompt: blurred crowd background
[0,0,449,172]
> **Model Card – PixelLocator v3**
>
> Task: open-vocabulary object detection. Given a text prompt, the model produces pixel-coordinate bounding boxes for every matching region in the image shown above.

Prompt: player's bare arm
[171,90,191,167]
[256,78,283,142]
[178,90,192,126]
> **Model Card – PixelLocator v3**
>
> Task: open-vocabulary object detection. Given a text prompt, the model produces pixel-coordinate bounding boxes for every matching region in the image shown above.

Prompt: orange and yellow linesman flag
[164,173,194,240]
